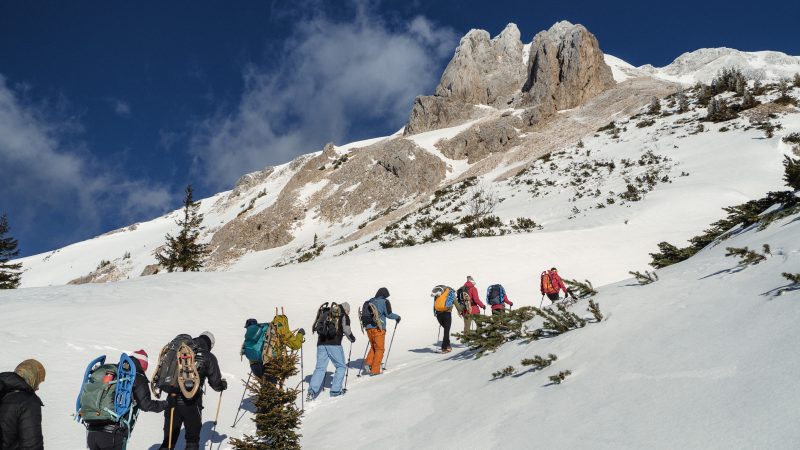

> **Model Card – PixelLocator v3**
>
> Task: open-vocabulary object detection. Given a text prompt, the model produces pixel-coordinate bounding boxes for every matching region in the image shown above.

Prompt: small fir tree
[230,349,302,449]
[587,300,603,322]
[548,370,572,385]
[677,91,689,112]
[783,273,800,284]
[492,366,516,379]
[741,90,757,110]
[563,279,597,298]
[629,270,659,285]
[648,96,661,115]
[783,156,800,191]
[794,73,800,88]
[0,213,22,289]
[155,185,209,272]
[520,354,557,370]
[725,246,767,265]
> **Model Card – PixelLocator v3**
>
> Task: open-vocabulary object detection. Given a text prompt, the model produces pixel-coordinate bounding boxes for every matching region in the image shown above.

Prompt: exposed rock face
[522,21,615,111]
[68,262,126,284]
[436,115,522,163]
[404,21,615,136]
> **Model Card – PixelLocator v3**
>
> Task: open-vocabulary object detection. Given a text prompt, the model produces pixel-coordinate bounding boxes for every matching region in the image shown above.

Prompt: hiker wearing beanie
[85,349,167,450]
[363,287,400,375]
[0,359,45,450]
[160,331,227,450]
[462,276,486,333]
[307,302,356,400]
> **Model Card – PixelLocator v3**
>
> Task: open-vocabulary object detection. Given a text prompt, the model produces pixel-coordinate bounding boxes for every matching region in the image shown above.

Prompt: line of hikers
[0,269,573,449]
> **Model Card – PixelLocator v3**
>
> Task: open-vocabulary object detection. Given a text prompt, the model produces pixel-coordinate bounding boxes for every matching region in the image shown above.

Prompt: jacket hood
[0,371,35,394]
[465,280,475,288]
[14,359,45,391]
[195,335,212,351]
[375,287,390,299]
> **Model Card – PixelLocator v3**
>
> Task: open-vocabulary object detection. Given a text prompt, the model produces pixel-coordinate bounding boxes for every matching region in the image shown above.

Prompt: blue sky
[2,0,798,256]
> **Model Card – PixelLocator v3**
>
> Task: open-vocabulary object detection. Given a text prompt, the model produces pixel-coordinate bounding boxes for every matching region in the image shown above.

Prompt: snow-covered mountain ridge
[12,21,800,290]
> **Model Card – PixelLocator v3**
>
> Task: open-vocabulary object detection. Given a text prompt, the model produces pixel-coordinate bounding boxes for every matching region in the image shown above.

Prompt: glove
[348,335,356,343]
[220,380,228,391]
[482,305,486,310]
[509,302,514,306]
[167,395,177,407]
[396,316,402,324]
[297,328,306,336]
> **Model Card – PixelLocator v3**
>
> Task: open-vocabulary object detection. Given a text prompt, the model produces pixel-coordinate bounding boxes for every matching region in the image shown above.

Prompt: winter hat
[200,331,215,349]
[131,349,149,372]
[14,359,46,391]
[340,302,351,315]
[467,275,476,284]
[375,287,390,298]
[244,318,258,328]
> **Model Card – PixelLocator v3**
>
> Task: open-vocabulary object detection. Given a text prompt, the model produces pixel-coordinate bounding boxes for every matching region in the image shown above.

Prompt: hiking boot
[330,390,343,397]
[306,391,315,402]
[442,347,452,354]
[363,364,371,373]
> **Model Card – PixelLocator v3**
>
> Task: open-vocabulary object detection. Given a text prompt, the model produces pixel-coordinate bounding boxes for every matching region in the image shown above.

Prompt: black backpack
[151,334,202,399]
[313,302,342,340]
[360,299,382,331]
[487,284,505,306]
[455,286,472,315]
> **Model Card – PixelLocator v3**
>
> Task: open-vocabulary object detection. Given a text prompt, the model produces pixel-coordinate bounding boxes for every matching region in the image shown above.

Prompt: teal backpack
[242,323,269,362]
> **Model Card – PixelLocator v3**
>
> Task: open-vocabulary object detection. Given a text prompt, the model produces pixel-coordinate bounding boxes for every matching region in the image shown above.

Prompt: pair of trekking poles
[167,390,224,450]
[357,321,399,378]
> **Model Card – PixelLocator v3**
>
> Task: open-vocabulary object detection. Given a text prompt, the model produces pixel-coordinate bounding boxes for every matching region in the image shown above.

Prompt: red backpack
[540,271,558,295]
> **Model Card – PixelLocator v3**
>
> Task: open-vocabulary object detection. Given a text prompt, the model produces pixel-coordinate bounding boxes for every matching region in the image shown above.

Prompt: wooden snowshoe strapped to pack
[177,342,201,399]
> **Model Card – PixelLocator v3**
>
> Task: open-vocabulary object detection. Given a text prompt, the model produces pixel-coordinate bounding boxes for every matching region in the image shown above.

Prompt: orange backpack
[540,271,557,294]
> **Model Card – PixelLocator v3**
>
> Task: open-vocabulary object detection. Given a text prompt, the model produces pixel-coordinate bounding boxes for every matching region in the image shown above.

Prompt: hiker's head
[431,286,444,298]
[467,275,475,285]
[131,349,149,372]
[199,331,216,350]
[14,359,46,391]
[340,302,351,315]
[551,267,558,272]
[375,287,390,299]
[244,318,258,328]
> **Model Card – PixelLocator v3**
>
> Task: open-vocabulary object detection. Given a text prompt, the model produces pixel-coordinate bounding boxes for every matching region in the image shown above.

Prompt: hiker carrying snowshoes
[432,286,456,353]
[487,283,513,315]
[240,313,305,385]
[458,275,486,333]
[361,287,400,375]
[541,267,572,304]
[307,302,356,400]
[153,332,227,450]
[0,359,45,450]
[84,350,167,450]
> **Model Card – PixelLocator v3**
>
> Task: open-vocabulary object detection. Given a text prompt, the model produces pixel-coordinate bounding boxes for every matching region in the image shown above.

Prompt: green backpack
[78,363,122,423]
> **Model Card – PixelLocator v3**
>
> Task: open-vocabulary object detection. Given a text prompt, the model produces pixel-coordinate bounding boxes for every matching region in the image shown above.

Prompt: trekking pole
[539,295,545,308]
[168,405,175,449]
[382,322,398,371]
[300,343,305,411]
[357,341,370,377]
[208,391,223,449]
[344,341,353,393]
[437,326,441,344]
[231,372,252,427]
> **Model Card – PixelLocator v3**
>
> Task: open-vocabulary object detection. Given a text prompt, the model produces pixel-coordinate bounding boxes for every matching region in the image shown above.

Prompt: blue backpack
[486,284,506,306]
[242,323,269,362]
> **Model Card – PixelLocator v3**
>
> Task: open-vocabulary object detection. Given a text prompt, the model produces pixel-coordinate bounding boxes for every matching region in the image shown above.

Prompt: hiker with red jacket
[0,359,45,450]
[86,350,167,450]
[487,284,513,315]
[462,276,486,333]
[541,267,570,304]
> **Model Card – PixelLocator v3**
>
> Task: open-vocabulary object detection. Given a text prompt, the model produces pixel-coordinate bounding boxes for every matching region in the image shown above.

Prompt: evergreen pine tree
[648,96,661,115]
[794,73,800,88]
[741,90,757,110]
[783,155,800,191]
[677,91,689,112]
[155,185,209,272]
[0,213,22,289]
[629,270,658,285]
[783,272,800,284]
[587,300,603,322]
[230,350,302,449]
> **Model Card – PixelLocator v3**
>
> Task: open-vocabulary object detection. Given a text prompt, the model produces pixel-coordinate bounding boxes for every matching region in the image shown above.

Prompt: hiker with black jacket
[0,359,45,450]
[307,302,356,400]
[159,332,227,450]
[86,349,167,450]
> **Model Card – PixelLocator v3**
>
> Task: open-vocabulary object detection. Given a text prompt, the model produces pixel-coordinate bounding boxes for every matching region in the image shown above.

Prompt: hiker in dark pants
[86,350,167,450]
[160,332,227,450]
[431,286,454,353]
[0,359,45,450]
[541,267,570,304]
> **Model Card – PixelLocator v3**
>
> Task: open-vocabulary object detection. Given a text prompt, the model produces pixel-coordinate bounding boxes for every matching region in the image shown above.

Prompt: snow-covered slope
[1,187,798,449]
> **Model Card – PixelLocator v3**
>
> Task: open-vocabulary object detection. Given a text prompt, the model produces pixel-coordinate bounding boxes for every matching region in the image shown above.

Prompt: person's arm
[385,300,400,321]
[205,353,227,392]
[18,397,44,450]
[557,275,568,294]
[133,374,167,413]
[504,293,513,306]
[469,286,485,309]
[342,315,355,342]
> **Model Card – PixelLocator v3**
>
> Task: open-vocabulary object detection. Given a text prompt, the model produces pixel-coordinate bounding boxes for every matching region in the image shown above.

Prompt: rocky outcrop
[68,261,126,284]
[436,115,522,162]
[404,21,614,136]
[522,21,615,111]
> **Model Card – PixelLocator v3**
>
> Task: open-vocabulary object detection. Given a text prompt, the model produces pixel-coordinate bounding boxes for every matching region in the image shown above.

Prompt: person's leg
[442,312,452,350]
[308,345,330,396]
[365,328,377,369]
[463,314,472,334]
[328,345,347,394]
[161,405,184,449]
[250,361,264,378]
[370,330,386,374]
[547,293,560,304]
[182,403,203,450]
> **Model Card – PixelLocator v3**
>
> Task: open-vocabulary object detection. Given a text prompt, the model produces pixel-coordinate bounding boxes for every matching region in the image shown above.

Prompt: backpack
[541,271,557,294]
[455,286,472,316]
[151,334,201,399]
[487,284,506,306]
[262,311,305,364]
[433,285,455,312]
[242,323,269,362]
[360,299,383,331]
[312,302,342,340]
[76,354,137,429]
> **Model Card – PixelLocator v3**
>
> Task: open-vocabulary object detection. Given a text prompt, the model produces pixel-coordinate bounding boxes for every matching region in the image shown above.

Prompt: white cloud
[190,4,458,187]
[113,99,131,117]
[0,75,173,252]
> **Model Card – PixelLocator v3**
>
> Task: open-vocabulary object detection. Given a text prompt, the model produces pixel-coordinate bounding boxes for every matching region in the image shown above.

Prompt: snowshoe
[177,342,201,399]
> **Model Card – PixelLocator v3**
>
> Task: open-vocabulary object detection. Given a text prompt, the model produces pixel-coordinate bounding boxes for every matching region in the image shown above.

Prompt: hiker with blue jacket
[307,302,356,400]
[363,287,400,375]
